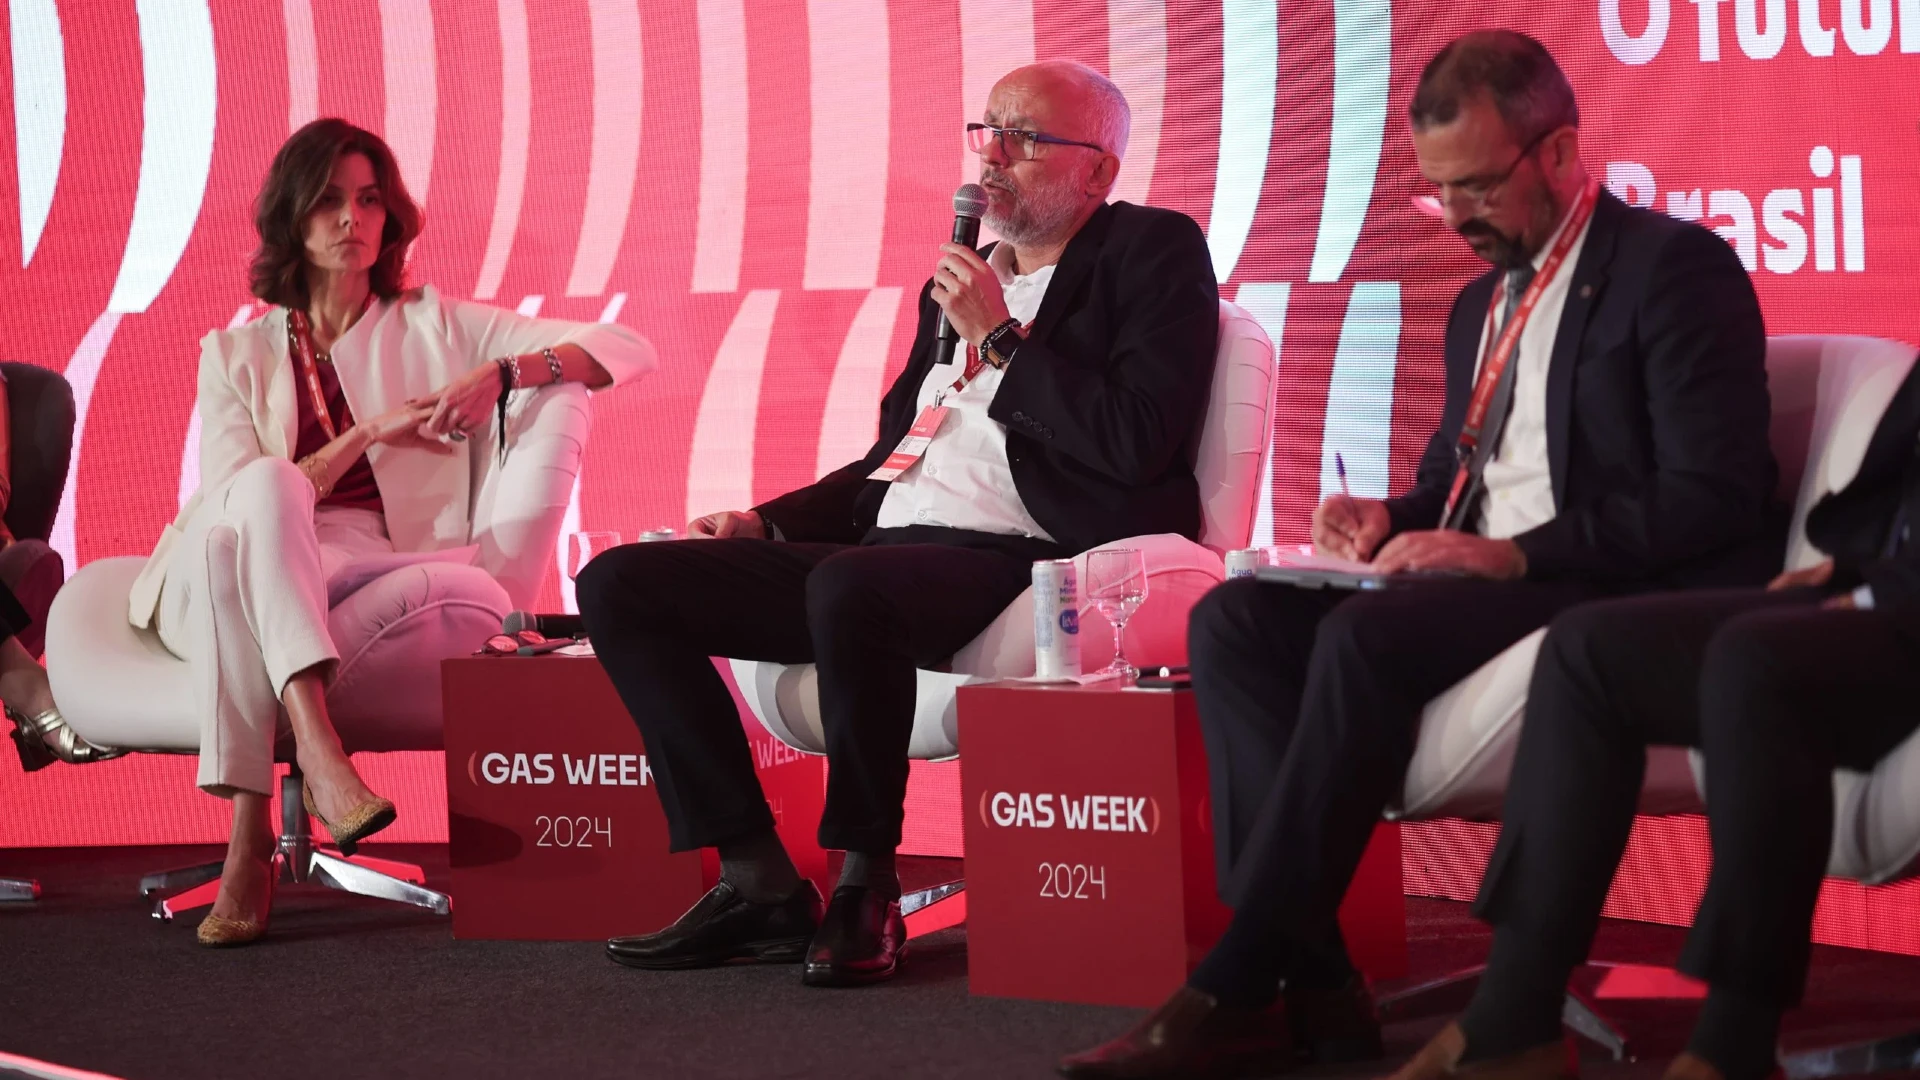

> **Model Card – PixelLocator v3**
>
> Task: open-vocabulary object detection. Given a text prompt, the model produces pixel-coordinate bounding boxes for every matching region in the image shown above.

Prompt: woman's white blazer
[128,285,655,629]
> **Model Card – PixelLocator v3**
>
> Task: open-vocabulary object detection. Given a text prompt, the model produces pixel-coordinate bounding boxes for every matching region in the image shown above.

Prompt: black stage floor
[3,844,1918,1079]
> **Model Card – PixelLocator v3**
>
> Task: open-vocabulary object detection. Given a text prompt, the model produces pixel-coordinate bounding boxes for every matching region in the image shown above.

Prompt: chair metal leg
[139,860,223,900]
[142,766,450,922]
[0,876,39,902]
[308,850,450,915]
[1781,1028,1920,1079]
[1376,965,1630,1062]
[1563,986,1631,1062]
[901,879,965,938]
[1376,964,1486,1022]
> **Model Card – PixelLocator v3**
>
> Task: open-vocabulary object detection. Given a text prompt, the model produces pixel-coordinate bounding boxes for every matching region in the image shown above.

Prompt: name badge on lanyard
[867,344,990,483]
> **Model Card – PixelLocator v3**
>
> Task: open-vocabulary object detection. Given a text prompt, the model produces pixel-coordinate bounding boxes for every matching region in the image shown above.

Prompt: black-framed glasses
[966,123,1105,161]
[1420,128,1554,210]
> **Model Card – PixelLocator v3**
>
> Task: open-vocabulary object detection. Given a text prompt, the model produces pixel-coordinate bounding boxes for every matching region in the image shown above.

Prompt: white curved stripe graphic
[597,292,628,323]
[814,287,902,479]
[107,1,216,314]
[283,0,319,130]
[566,0,644,297]
[379,0,436,205]
[685,289,780,522]
[1105,0,1166,207]
[178,304,260,510]
[959,0,1035,246]
[1233,282,1289,547]
[1319,282,1399,498]
[50,313,124,571]
[10,0,65,268]
[690,0,749,294]
[516,294,544,317]
[472,0,530,301]
[803,0,890,290]
[1307,0,1390,284]
[1209,0,1277,282]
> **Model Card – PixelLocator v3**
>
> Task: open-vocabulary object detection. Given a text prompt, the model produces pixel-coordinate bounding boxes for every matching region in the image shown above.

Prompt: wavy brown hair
[248,118,422,310]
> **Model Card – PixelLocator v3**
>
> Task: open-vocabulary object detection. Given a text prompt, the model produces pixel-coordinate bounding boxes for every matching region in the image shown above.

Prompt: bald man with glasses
[579,60,1219,988]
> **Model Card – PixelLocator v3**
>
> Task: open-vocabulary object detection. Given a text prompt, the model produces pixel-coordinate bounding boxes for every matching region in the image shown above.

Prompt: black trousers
[575,527,1062,853]
[1191,576,1598,970]
[1473,588,1920,1006]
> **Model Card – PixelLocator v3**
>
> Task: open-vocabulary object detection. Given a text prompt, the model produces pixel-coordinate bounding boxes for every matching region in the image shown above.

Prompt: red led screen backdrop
[1,2,1915,883]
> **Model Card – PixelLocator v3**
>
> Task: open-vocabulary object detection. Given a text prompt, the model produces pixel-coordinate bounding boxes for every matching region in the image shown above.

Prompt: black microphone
[934,183,989,365]
[502,611,586,638]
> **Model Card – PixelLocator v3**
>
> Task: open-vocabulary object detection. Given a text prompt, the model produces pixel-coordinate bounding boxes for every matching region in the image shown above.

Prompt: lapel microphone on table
[934,183,989,366]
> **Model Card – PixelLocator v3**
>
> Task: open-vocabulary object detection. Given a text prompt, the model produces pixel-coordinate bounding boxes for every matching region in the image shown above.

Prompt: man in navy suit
[1061,31,1780,1080]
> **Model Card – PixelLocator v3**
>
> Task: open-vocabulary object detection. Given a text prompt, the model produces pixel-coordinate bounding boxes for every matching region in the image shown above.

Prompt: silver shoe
[5,703,125,771]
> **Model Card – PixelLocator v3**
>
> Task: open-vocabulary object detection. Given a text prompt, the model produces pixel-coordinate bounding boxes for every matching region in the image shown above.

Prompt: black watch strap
[982,318,1023,368]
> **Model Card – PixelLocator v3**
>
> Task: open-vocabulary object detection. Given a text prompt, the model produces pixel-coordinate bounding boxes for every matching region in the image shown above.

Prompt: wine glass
[1085,548,1149,681]
[566,530,623,580]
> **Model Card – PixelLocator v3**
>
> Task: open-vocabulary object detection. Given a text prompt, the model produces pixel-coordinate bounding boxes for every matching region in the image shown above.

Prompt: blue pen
[1335,452,1352,498]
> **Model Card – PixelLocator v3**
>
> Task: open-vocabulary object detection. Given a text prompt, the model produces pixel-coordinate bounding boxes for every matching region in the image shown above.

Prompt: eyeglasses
[1418,128,1553,210]
[966,123,1105,161]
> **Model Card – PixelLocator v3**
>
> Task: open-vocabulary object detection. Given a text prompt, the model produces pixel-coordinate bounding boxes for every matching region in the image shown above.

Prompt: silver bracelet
[497,356,522,390]
[542,347,564,385]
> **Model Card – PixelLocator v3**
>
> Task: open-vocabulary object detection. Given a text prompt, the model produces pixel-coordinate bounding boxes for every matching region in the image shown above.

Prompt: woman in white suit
[118,118,654,946]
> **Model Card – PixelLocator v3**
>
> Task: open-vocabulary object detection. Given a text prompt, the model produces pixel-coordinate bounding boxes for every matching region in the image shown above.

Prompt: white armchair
[1384,335,1920,1065]
[42,383,593,921]
[730,299,1276,915]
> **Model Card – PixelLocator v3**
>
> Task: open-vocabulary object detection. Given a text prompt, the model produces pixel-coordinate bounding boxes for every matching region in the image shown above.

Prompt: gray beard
[984,178,1084,248]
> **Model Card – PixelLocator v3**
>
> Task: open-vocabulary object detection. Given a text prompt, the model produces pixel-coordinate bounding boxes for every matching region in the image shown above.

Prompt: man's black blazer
[755,201,1220,554]
[1808,357,1920,626]
[1386,190,1783,588]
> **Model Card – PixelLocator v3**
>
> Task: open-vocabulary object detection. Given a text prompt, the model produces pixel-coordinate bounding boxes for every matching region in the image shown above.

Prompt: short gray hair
[1029,59,1130,160]
[1409,30,1578,145]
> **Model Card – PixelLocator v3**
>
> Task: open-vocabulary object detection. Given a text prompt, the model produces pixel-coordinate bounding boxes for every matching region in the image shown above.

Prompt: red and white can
[1031,559,1081,680]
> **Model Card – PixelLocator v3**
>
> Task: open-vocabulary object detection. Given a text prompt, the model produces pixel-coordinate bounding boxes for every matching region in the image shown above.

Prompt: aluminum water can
[639,528,678,542]
[1224,547,1265,580]
[1031,559,1082,680]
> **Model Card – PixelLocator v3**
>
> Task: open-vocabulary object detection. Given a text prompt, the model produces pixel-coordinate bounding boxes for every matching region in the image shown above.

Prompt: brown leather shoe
[1057,985,1295,1079]
[1384,1022,1578,1080]
[1288,975,1384,1063]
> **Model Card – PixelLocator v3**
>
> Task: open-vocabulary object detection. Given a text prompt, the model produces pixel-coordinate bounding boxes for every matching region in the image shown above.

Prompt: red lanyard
[935,321,1033,405]
[286,297,371,442]
[1439,180,1600,527]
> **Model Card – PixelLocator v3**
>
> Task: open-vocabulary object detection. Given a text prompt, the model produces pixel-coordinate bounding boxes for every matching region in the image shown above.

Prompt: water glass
[1085,548,1149,680]
[566,530,623,580]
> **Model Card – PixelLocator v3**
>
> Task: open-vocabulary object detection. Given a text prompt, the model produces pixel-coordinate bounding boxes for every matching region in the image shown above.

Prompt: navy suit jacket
[1811,359,1920,629]
[1385,190,1784,588]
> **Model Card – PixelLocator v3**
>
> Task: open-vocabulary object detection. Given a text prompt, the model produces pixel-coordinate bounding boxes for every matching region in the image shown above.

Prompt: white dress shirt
[875,244,1056,540]
[1473,205,1592,541]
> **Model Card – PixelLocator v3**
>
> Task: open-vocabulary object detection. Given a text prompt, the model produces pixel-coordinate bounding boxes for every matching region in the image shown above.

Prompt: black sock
[1686,986,1782,1080]
[716,829,802,904]
[837,850,901,900]
[1187,908,1354,1008]
[1457,928,1574,1064]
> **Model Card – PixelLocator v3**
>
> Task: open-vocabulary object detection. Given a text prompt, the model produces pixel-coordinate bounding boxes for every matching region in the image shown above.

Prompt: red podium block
[959,681,1406,1007]
[442,655,706,940]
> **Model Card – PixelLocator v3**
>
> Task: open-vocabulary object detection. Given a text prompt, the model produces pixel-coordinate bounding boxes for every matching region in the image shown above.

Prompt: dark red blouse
[292,356,383,512]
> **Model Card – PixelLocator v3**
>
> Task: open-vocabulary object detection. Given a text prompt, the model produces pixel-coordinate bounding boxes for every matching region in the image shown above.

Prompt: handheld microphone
[502,611,586,639]
[934,184,989,365]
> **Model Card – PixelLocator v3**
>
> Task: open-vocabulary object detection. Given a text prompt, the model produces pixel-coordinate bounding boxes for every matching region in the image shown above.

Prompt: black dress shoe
[606,880,824,970]
[800,885,905,987]
[1286,974,1383,1063]
[1057,985,1294,1079]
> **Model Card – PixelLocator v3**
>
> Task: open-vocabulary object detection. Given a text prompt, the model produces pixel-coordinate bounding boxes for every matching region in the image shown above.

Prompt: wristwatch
[981,318,1023,369]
